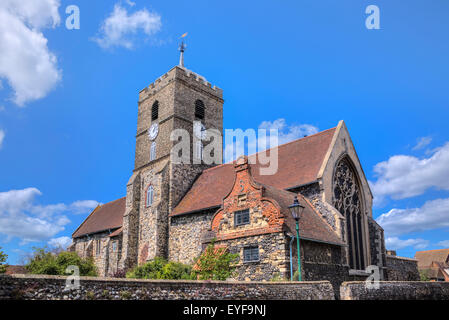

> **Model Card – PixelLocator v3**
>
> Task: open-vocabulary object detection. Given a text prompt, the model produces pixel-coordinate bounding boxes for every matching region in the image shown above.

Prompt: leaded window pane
[234,209,250,226]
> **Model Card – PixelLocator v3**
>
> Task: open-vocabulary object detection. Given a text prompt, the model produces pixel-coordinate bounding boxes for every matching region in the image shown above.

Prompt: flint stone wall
[340,281,449,300]
[385,255,419,281]
[0,274,334,300]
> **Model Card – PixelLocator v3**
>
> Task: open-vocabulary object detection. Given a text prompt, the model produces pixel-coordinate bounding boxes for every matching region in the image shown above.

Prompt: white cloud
[385,237,429,250]
[412,136,432,151]
[376,198,449,236]
[125,0,136,7]
[370,142,449,204]
[0,0,62,106]
[93,4,161,49]
[258,119,319,144]
[48,236,72,249]
[0,188,99,243]
[0,129,4,149]
[224,118,319,162]
[437,240,449,248]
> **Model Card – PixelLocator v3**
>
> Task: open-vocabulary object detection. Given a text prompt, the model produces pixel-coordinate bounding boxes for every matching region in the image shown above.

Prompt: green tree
[126,257,193,280]
[26,247,96,276]
[192,241,239,281]
[419,269,431,281]
[0,246,8,274]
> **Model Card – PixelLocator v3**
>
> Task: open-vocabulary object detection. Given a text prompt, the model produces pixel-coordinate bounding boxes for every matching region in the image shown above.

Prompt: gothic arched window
[333,156,366,270]
[195,100,205,120]
[146,185,154,207]
[150,142,156,161]
[152,101,159,121]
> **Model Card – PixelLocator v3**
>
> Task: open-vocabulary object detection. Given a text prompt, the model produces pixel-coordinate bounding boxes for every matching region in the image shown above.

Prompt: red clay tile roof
[415,249,449,268]
[109,227,123,238]
[5,265,28,275]
[72,197,125,238]
[262,185,344,246]
[172,128,336,216]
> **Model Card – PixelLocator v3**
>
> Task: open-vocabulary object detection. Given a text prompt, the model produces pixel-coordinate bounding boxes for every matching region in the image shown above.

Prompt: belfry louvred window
[152,101,159,121]
[195,100,205,120]
[333,156,366,270]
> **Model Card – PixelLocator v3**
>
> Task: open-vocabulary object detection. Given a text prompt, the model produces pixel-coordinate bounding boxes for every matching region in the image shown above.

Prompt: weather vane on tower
[179,32,188,67]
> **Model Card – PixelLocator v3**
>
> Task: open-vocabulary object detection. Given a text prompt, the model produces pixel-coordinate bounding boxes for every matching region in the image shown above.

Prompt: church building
[70,48,388,284]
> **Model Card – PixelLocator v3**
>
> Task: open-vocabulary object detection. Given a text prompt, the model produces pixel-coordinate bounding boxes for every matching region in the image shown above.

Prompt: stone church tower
[119,52,224,269]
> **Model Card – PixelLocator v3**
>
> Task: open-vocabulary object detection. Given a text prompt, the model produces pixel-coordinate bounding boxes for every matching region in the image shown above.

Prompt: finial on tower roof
[178,32,188,67]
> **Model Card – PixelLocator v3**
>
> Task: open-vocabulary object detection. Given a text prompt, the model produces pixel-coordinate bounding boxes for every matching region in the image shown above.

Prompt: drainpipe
[287,234,295,281]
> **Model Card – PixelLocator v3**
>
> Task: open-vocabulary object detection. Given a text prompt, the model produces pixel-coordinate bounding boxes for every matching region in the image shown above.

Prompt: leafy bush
[192,241,239,281]
[126,257,193,280]
[161,261,193,280]
[420,269,431,281]
[26,247,97,276]
[111,269,127,278]
[0,246,7,274]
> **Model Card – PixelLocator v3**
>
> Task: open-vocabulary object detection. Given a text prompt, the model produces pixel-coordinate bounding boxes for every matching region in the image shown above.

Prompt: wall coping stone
[386,255,417,262]
[340,281,449,300]
[1,274,329,285]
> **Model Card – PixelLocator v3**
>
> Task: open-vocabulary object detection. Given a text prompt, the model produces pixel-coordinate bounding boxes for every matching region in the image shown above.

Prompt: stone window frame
[243,246,260,263]
[150,142,157,161]
[234,209,250,227]
[95,239,101,256]
[112,241,117,252]
[332,155,368,271]
[146,185,154,207]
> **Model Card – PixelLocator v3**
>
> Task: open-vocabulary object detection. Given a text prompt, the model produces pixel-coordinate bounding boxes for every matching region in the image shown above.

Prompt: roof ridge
[102,196,126,206]
[240,126,336,160]
[416,248,449,253]
[202,126,337,174]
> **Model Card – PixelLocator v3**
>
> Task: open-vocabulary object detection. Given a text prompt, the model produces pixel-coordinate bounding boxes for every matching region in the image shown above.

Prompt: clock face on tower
[148,123,159,140]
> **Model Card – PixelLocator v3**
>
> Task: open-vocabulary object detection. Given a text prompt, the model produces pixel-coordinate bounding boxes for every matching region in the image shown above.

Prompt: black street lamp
[289,196,305,281]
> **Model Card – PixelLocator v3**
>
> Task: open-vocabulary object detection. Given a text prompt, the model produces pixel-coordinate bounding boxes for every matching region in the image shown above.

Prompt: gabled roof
[261,184,344,246]
[415,249,449,268]
[171,127,336,216]
[72,197,125,238]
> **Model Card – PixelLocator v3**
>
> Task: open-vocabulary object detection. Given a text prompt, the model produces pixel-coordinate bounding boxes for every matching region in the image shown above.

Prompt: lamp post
[289,196,305,281]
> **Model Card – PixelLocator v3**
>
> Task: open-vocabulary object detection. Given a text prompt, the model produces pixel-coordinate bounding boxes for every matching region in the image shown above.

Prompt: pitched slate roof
[171,127,336,216]
[415,249,449,268]
[72,197,125,238]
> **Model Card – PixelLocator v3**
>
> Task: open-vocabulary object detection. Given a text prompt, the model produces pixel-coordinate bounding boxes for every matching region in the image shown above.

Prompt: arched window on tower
[152,101,159,121]
[196,141,203,161]
[150,142,156,161]
[195,99,205,120]
[333,156,366,271]
[146,185,154,207]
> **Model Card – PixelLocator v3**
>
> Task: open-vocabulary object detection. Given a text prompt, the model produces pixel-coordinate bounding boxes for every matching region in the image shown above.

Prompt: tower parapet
[139,66,223,103]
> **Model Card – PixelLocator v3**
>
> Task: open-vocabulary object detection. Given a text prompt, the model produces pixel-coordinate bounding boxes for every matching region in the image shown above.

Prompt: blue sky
[0,0,448,264]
